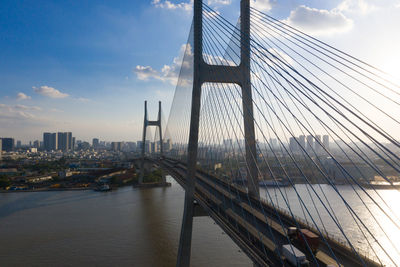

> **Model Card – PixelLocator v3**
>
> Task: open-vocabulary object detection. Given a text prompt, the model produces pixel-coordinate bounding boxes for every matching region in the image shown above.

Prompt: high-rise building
[72,137,76,150]
[77,141,90,151]
[323,135,330,150]
[145,141,151,154]
[33,140,40,149]
[111,142,123,152]
[16,140,21,148]
[0,139,2,160]
[1,138,15,152]
[299,135,306,150]
[43,132,52,151]
[306,135,313,152]
[165,139,172,152]
[137,141,143,152]
[289,137,298,152]
[44,132,59,151]
[51,133,57,151]
[92,138,99,148]
[269,138,278,150]
[315,135,322,154]
[67,132,72,150]
[57,132,72,151]
[57,132,65,151]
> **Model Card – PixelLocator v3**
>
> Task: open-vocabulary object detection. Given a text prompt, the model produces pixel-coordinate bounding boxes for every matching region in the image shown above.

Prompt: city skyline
[1,0,400,143]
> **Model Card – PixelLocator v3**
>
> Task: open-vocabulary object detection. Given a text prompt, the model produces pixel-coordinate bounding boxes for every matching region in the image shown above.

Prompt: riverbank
[0,187,93,193]
[133,182,171,188]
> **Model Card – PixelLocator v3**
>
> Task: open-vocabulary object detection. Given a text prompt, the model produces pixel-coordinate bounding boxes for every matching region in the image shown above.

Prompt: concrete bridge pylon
[139,100,163,184]
[176,0,259,266]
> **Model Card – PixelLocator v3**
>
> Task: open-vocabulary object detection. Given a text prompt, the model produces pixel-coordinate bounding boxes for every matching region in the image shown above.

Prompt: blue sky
[1,0,399,143]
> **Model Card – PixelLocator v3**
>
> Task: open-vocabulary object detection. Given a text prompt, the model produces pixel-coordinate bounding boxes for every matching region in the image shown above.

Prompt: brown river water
[0,176,251,267]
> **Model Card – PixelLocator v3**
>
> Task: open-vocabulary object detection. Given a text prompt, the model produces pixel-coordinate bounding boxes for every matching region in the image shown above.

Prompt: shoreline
[0,187,94,193]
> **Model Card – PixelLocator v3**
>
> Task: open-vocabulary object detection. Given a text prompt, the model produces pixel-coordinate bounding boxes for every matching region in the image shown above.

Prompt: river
[1,177,400,266]
[0,177,251,267]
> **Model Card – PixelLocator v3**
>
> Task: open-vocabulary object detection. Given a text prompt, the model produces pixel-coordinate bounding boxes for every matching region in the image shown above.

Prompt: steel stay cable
[250,8,400,101]
[202,23,330,266]
[202,10,394,265]
[247,19,400,249]
[202,37,289,263]
[203,5,400,230]
[202,11,357,264]
[248,14,400,150]
[250,7,400,92]
[203,4,400,179]
[202,35,283,264]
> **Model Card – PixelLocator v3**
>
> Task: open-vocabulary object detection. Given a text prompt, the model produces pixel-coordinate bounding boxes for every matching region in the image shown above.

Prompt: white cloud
[251,0,272,12]
[16,92,31,101]
[267,48,294,66]
[134,66,160,81]
[0,103,38,120]
[14,104,42,111]
[285,5,353,36]
[33,85,69,99]
[152,0,193,12]
[336,0,376,14]
[207,0,231,5]
[152,0,231,12]
[134,43,193,85]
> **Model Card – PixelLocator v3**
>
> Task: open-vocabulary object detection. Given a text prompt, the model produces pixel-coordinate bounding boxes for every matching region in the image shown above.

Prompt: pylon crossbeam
[147,121,160,126]
[200,64,242,85]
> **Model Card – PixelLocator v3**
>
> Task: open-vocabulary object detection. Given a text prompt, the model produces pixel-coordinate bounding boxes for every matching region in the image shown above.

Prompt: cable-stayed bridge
[139,0,400,266]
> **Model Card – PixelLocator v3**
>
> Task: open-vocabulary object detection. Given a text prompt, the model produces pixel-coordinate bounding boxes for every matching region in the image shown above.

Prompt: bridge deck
[147,157,379,267]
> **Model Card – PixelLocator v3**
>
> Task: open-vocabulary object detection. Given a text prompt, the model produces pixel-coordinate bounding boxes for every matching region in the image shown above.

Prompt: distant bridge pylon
[139,100,163,184]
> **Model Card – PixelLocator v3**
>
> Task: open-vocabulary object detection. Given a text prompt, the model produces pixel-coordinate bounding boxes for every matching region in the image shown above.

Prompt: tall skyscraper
[299,135,306,150]
[51,133,58,150]
[323,135,330,150]
[92,138,99,148]
[111,142,122,151]
[315,135,322,154]
[57,132,64,151]
[137,141,143,151]
[16,140,21,148]
[306,135,313,152]
[289,137,298,152]
[1,138,15,152]
[44,132,59,151]
[0,139,2,160]
[57,132,72,151]
[43,132,52,151]
[67,132,72,150]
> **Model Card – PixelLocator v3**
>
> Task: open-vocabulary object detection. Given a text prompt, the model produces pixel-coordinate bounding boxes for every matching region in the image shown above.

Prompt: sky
[1,0,399,143]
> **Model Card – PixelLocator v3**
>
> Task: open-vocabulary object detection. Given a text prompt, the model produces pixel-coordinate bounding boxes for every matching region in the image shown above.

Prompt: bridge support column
[139,100,163,184]
[177,0,259,266]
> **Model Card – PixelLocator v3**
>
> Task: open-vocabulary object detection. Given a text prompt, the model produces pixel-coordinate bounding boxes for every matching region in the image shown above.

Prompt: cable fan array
[162,4,400,266]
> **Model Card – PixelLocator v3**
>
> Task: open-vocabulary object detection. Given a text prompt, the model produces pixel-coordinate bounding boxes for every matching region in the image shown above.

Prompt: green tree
[0,177,11,188]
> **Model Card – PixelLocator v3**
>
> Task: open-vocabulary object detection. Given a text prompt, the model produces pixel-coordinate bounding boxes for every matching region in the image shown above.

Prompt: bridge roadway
[146,157,379,267]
